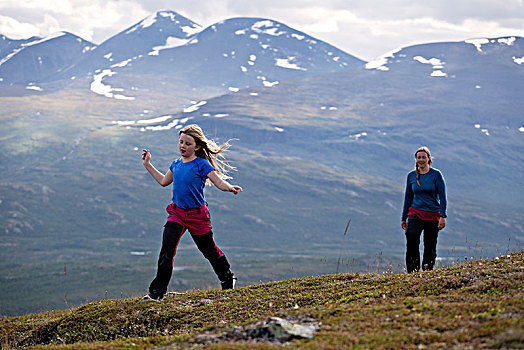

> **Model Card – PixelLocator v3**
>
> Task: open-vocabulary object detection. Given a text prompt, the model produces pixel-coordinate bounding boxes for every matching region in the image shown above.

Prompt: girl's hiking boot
[221,272,237,290]
[142,293,163,302]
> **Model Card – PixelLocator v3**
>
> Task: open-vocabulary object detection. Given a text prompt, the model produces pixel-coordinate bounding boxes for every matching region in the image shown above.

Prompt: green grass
[2,252,522,349]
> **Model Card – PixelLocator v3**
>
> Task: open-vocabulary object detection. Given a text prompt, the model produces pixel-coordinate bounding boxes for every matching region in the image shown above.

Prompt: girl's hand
[230,185,243,195]
[438,217,446,230]
[142,149,151,165]
[401,221,407,231]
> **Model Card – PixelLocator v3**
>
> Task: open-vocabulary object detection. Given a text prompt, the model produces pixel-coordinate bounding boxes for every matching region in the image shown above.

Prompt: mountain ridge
[0,10,365,95]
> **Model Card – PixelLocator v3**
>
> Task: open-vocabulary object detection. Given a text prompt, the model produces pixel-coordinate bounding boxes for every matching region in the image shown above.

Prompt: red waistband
[408,206,440,221]
[171,202,206,212]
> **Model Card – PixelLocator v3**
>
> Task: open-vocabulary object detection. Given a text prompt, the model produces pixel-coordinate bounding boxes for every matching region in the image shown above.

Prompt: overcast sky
[1,0,523,60]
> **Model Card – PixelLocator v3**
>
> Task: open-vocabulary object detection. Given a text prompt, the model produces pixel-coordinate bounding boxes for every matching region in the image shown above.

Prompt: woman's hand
[401,221,407,230]
[438,217,446,230]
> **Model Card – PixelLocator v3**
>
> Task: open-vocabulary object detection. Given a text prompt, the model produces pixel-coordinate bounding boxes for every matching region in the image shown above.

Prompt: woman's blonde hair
[415,146,432,186]
[179,124,236,184]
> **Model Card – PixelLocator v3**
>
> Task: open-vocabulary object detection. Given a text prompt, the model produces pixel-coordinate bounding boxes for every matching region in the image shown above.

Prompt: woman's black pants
[149,221,231,297]
[405,215,439,273]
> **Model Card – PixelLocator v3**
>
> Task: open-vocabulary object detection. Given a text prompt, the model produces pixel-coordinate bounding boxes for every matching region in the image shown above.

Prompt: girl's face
[179,133,200,159]
[415,151,430,168]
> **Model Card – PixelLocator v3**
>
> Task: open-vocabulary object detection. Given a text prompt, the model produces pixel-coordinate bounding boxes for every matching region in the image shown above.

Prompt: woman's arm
[436,171,447,219]
[436,171,447,230]
[401,175,414,227]
[207,170,242,195]
[142,149,173,187]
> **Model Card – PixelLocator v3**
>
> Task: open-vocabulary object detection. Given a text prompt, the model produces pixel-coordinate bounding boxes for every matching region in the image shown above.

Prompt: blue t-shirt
[170,157,215,209]
[401,168,447,221]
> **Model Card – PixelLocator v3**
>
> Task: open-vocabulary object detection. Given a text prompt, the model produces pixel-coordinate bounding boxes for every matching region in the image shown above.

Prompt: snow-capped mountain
[0,32,95,85]
[1,34,39,61]
[0,11,365,99]
[364,36,524,82]
[122,17,366,88]
[64,10,202,78]
[77,15,365,100]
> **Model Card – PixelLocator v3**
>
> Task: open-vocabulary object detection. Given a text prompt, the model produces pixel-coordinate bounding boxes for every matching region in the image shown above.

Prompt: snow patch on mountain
[262,80,279,87]
[350,132,367,140]
[148,36,189,55]
[26,85,42,91]
[128,12,165,32]
[181,24,201,36]
[431,70,447,77]
[125,11,201,37]
[498,37,516,46]
[22,32,67,47]
[320,106,338,111]
[513,56,524,65]
[474,124,490,136]
[112,116,192,131]
[137,115,172,124]
[465,38,490,52]
[0,48,22,67]
[365,49,400,71]
[276,57,306,71]
[82,45,96,53]
[365,57,390,71]
[0,35,53,67]
[91,69,135,100]
[111,58,133,68]
[413,56,447,77]
[183,100,207,113]
[251,20,286,36]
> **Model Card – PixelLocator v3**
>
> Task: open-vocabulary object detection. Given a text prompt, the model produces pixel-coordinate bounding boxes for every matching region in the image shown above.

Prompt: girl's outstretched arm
[207,170,242,195]
[142,149,173,187]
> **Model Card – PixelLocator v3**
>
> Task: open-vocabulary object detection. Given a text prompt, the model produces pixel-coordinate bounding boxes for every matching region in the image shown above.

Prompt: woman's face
[179,133,200,158]
[416,151,430,168]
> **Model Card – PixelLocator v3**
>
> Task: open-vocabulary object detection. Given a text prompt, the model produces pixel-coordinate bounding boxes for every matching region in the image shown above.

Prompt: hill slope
[1,252,523,349]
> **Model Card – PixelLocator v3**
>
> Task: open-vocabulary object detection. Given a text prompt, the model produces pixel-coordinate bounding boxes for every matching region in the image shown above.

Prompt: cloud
[0,0,149,42]
[0,15,40,39]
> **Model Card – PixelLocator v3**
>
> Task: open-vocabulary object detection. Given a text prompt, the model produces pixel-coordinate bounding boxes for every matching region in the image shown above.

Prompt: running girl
[142,124,242,300]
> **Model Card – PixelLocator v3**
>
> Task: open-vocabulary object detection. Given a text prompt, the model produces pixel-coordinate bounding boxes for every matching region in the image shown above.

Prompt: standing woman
[142,124,242,300]
[401,146,447,273]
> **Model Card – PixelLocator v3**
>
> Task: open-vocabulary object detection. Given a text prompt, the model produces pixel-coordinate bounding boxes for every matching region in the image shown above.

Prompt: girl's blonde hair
[179,124,236,184]
[415,146,432,186]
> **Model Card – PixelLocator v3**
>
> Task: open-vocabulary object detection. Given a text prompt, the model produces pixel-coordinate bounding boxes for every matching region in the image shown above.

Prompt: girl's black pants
[149,221,231,297]
[405,215,439,273]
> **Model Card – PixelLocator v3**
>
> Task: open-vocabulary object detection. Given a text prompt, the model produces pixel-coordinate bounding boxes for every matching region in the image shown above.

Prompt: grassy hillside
[2,252,523,349]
